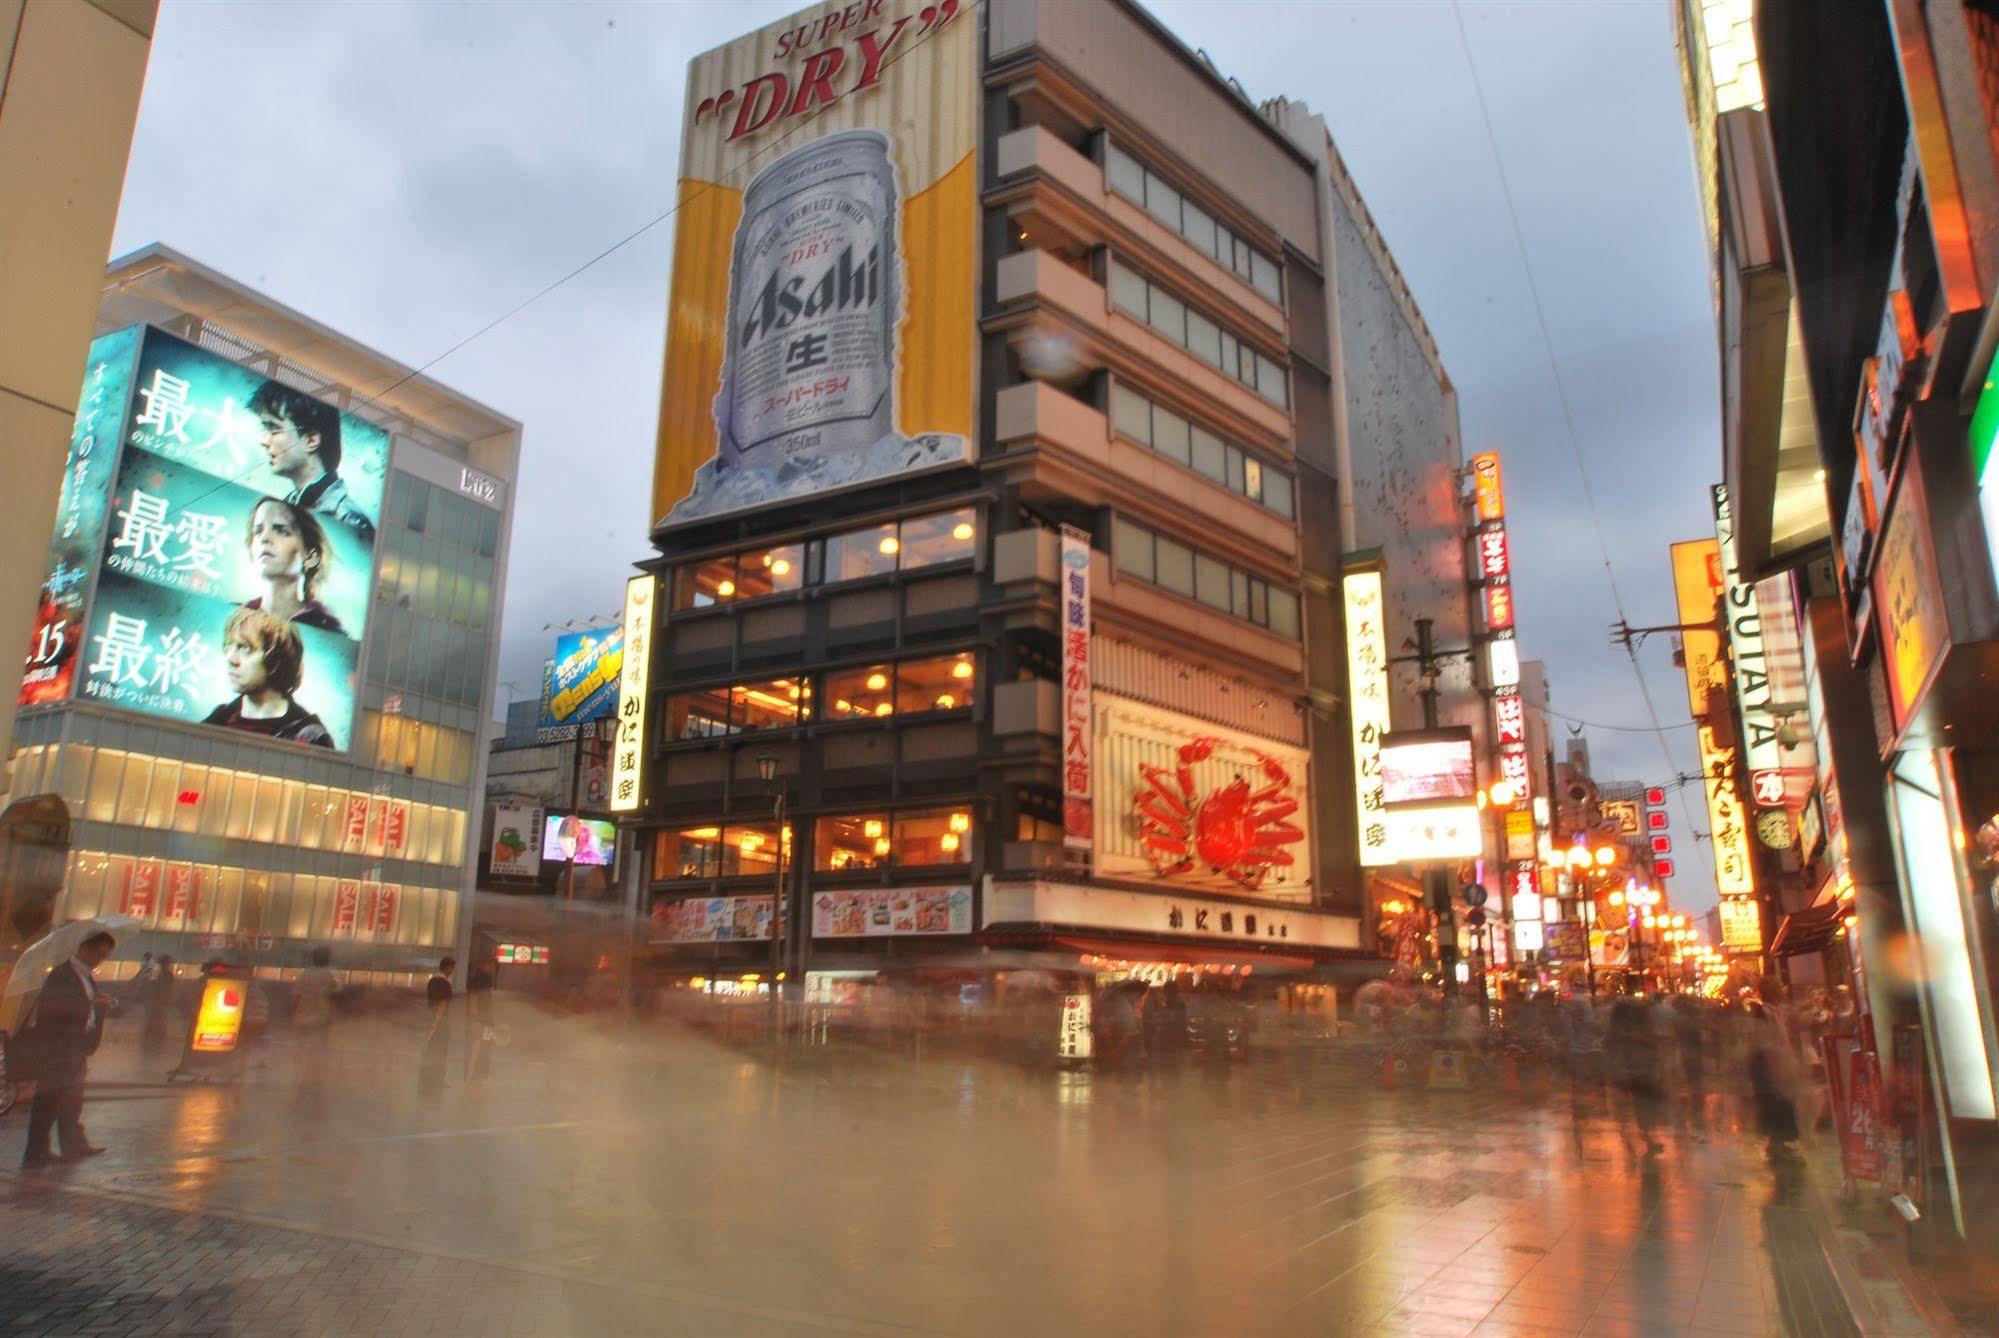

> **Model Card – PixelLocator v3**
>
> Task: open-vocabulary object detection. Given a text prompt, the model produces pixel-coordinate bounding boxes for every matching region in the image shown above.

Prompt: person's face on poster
[222,629,272,697]
[249,501,310,587]
[258,409,318,482]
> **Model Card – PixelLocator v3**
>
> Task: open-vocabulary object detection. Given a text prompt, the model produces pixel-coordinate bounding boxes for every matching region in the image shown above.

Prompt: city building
[0,246,521,985]
[1675,0,1999,1281]
[0,0,156,768]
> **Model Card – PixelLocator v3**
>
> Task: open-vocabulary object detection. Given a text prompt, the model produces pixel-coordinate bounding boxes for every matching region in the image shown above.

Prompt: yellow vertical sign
[1699,724,1755,897]
[609,575,656,814]
[1344,567,1392,867]
[1669,539,1723,717]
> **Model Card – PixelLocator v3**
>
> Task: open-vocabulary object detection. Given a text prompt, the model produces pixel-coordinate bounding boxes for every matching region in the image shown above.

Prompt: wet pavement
[0,1007,1935,1337]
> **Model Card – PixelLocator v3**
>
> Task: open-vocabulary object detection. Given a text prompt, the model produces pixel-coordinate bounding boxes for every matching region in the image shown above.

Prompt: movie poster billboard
[20,325,144,707]
[652,0,979,527]
[536,626,622,739]
[57,328,387,751]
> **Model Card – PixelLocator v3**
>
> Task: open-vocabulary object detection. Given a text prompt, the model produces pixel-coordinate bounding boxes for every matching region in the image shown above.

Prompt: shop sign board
[1471,452,1505,522]
[1493,691,1526,747]
[1059,525,1093,852]
[1499,747,1531,800]
[1714,486,1785,805]
[1379,728,1474,805]
[1600,800,1642,836]
[652,0,978,527]
[121,859,161,918]
[1590,927,1631,968]
[1384,804,1481,862]
[1483,582,1515,632]
[609,573,655,813]
[1543,921,1587,961]
[651,894,777,943]
[1719,896,1763,954]
[811,885,971,937]
[489,804,543,878]
[1058,994,1094,1060]
[1487,634,1520,688]
[1343,564,1392,867]
[190,976,246,1054]
[1669,538,1724,717]
[982,879,1360,951]
[1476,527,1511,582]
[1505,809,1536,861]
[1699,724,1756,897]
[1871,462,1948,734]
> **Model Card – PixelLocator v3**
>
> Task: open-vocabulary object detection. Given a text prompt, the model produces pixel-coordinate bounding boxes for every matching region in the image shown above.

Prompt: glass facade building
[0,247,520,983]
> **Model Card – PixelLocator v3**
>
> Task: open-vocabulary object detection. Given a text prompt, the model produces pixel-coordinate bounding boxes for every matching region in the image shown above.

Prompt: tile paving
[0,1012,1922,1336]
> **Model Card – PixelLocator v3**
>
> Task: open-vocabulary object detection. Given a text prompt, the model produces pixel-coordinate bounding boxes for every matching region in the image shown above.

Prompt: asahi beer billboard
[20,326,387,751]
[652,0,978,527]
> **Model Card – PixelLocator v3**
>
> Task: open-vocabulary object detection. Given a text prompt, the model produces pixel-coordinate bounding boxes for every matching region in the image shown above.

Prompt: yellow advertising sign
[1699,724,1756,897]
[1343,567,1392,866]
[609,575,657,813]
[652,0,979,527]
[1471,452,1505,522]
[1719,896,1763,954]
[190,977,246,1054]
[1670,538,1723,717]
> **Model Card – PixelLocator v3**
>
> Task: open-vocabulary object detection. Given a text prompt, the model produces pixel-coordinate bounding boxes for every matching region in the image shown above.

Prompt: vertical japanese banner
[1059,526,1093,853]
[609,574,656,813]
[1699,724,1756,898]
[1343,565,1392,866]
[332,879,360,935]
[20,325,143,707]
[123,859,161,918]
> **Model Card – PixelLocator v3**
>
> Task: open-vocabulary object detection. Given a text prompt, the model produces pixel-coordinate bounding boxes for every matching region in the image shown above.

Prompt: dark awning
[1770,899,1845,958]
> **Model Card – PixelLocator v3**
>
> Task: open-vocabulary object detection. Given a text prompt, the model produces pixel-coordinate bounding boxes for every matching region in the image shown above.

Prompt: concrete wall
[0,0,155,771]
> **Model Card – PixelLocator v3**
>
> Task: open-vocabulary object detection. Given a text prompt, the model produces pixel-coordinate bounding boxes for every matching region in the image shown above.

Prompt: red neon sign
[1477,528,1510,581]
[1654,858,1676,879]
[1484,583,1515,631]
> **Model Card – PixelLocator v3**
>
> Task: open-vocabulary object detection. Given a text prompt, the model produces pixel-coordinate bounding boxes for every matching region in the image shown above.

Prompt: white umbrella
[0,915,141,1035]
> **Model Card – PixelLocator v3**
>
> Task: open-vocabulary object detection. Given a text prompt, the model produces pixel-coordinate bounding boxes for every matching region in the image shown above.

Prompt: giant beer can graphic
[669,129,964,523]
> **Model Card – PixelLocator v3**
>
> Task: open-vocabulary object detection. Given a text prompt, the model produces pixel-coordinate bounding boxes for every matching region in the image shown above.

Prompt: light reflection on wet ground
[0,1010,1884,1336]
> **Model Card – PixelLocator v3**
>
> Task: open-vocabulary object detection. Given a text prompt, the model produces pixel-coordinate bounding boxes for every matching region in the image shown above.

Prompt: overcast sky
[108,0,1725,911]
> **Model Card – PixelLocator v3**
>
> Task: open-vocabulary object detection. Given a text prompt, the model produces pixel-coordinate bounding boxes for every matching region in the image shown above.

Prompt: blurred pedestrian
[1671,995,1709,1135]
[1744,1000,1802,1160]
[463,965,495,1085]
[418,956,455,1101]
[139,954,177,1059]
[1608,998,1664,1158]
[241,974,272,1071]
[293,946,338,1085]
[18,930,119,1167]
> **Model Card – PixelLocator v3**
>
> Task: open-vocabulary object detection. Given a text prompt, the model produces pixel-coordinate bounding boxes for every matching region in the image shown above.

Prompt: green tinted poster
[19,325,143,708]
[74,329,389,751]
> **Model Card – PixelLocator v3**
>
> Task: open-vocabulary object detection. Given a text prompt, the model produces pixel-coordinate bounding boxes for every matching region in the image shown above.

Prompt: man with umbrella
[18,929,120,1167]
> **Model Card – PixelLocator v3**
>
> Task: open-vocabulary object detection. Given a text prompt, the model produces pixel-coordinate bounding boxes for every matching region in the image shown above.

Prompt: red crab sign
[1134,738,1305,891]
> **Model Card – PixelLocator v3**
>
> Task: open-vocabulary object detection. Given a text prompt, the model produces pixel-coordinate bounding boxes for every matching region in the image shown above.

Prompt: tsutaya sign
[1342,562,1391,866]
[652,0,978,526]
[1713,485,1787,807]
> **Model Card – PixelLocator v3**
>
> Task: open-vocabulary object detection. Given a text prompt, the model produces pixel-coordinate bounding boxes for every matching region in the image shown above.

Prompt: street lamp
[757,752,784,1037]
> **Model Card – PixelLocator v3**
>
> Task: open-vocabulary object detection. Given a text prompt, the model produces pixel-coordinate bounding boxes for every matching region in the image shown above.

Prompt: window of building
[678,554,740,608]
[1107,261,1288,408]
[825,663,897,719]
[826,523,899,583]
[653,824,792,881]
[894,652,976,715]
[667,685,735,740]
[1103,142,1283,305]
[731,678,810,731]
[1109,383,1294,516]
[816,813,893,871]
[895,808,973,866]
[899,507,976,570]
[1111,520,1301,640]
[733,542,804,600]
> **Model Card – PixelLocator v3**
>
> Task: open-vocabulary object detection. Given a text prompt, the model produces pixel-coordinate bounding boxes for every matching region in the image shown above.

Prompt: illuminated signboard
[1499,748,1531,798]
[1379,729,1475,805]
[1477,528,1511,581]
[537,626,623,739]
[1714,485,1794,804]
[1060,525,1093,852]
[1668,538,1723,717]
[609,573,655,813]
[1719,896,1763,954]
[1601,799,1642,836]
[1699,724,1756,897]
[1384,805,1482,862]
[653,0,977,526]
[23,327,388,751]
[1510,863,1542,921]
[490,803,543,879]
[1871,462,1948,735]
[1494,691,1526,747]
[1488,635,1520,688]
[543,814,616,867]
[1471,452,1505,522]
[1483,582,1515,632]
[1344,565,1393,867]
[191,976,246,1053]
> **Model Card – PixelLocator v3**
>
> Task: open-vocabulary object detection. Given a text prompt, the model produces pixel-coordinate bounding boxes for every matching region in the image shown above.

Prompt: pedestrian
[17,930,120,1167]
[1608,998,1664,1158]
[241,973,272,1071]
[139,954,177,1060]
[1671,995,1709,1136]
[463,965,495,1085]
[1744,1000,1802,1160]
[293,946,339,1086]
[418,956,455,1101]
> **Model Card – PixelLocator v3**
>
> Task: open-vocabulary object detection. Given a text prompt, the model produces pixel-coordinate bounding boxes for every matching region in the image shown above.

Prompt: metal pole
[1415,618,1459,999]
[768,784,784,1041]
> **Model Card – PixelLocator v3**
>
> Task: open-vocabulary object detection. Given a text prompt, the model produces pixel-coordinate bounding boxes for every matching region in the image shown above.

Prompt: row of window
[1110,384,1295,519]
[58,850,458,950]
[1104,142,1283,305]
[1112,517,1301,640]
[665,652,978,740]
[14,742,468,866]
[1108,261,1289,409]
[676,506,976,610]
[355,709,479,787]
[653,808,975,881]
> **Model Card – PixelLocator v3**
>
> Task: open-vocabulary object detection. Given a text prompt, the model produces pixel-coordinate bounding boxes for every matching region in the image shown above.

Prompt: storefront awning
[1050,935,1316,972]
[1770,899,1845,958]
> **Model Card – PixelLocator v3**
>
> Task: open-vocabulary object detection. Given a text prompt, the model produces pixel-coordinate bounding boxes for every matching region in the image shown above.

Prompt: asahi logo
[740,241,881,350]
